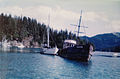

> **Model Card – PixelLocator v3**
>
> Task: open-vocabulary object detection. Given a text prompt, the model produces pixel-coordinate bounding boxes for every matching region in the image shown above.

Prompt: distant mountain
[81,32,120,52]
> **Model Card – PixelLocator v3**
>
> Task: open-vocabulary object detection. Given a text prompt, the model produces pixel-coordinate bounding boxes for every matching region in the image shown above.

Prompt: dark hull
[58,44,91,62]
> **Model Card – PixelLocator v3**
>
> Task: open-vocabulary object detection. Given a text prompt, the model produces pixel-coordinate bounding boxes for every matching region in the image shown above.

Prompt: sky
[0,0,120,37]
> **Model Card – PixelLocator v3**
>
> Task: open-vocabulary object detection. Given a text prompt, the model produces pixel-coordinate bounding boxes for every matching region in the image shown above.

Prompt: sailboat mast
[77,11,82,36]
[47,27,49,47]
[47,14,50,47]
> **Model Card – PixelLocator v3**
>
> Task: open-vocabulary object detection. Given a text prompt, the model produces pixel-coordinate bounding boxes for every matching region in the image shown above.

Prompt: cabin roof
[64,40,76,44]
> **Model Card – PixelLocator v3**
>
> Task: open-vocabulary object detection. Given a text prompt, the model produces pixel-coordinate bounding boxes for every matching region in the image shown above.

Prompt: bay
[0,50,120,79]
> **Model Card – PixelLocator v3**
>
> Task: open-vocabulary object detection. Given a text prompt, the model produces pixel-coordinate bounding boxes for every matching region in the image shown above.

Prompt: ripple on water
[0,51,120,79]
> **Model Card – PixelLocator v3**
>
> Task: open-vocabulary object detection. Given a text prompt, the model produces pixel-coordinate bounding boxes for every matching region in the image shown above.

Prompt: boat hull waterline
[58,44,92,62]
[41,47,58,55]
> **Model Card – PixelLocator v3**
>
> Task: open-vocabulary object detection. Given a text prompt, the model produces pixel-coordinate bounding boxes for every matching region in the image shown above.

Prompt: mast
[47,26,49,47]
[47,14,50,47]
[77,10,82,36]
[70,10,88,40]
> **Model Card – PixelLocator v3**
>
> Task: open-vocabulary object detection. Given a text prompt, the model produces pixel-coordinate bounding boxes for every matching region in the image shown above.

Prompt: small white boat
[43,46,58,55]
[41,14,59,55]
[1,36,11,51]
[113,53,118,57]
[17,43,25,49]
[1,39,11,48]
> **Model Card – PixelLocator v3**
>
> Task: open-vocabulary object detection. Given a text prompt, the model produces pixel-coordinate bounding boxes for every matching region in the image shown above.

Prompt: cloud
[0,0,2,2]
[0,6,22,16]
[111,20,120,32]
[0,6,80,29]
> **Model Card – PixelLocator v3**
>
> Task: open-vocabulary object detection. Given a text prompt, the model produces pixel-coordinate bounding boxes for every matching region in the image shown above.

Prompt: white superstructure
[63,40,77,49]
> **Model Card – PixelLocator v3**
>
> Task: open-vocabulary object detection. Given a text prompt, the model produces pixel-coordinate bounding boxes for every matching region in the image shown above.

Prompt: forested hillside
[0,13,86,48]
[81,32,120,52]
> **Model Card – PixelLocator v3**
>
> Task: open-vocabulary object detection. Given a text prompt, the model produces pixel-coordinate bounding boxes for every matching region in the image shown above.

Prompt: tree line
[0,13,88,48]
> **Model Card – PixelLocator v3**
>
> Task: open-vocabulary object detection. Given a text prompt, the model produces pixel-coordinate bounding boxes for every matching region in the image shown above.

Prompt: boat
[58,11,94,62]
[41,14,59,55]
[42,46,58,55]
[16,42,25,49]
[0,36,12,51]
[1,36,11,48]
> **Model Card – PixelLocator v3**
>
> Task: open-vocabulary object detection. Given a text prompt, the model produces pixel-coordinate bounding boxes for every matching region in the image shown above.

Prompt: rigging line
[48,13,57,47]
[73,24,77,35]
[82,21,86,36]
[49,29,57,47]
[82,11,89,43]
[42,28,46,43]
[82,18,88,43]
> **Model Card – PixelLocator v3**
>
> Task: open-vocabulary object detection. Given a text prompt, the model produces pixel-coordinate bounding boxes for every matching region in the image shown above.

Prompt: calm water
[0,50,120,79]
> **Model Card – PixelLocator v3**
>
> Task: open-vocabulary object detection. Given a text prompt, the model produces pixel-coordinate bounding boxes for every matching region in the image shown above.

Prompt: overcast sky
[0,0,120,37]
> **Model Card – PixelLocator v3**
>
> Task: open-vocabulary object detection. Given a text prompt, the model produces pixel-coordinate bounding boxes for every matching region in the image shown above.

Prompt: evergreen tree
[0,13,88,48]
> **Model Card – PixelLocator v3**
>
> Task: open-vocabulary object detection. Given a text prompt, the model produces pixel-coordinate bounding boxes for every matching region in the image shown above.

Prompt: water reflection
[60,58,92,78]
[94,52,120,58]
[96,55,120,58]
[0,52,9,79]
[0,50,93,79]
[0,51,120,79]
[35,54,93,79]
[0,47,42,53]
